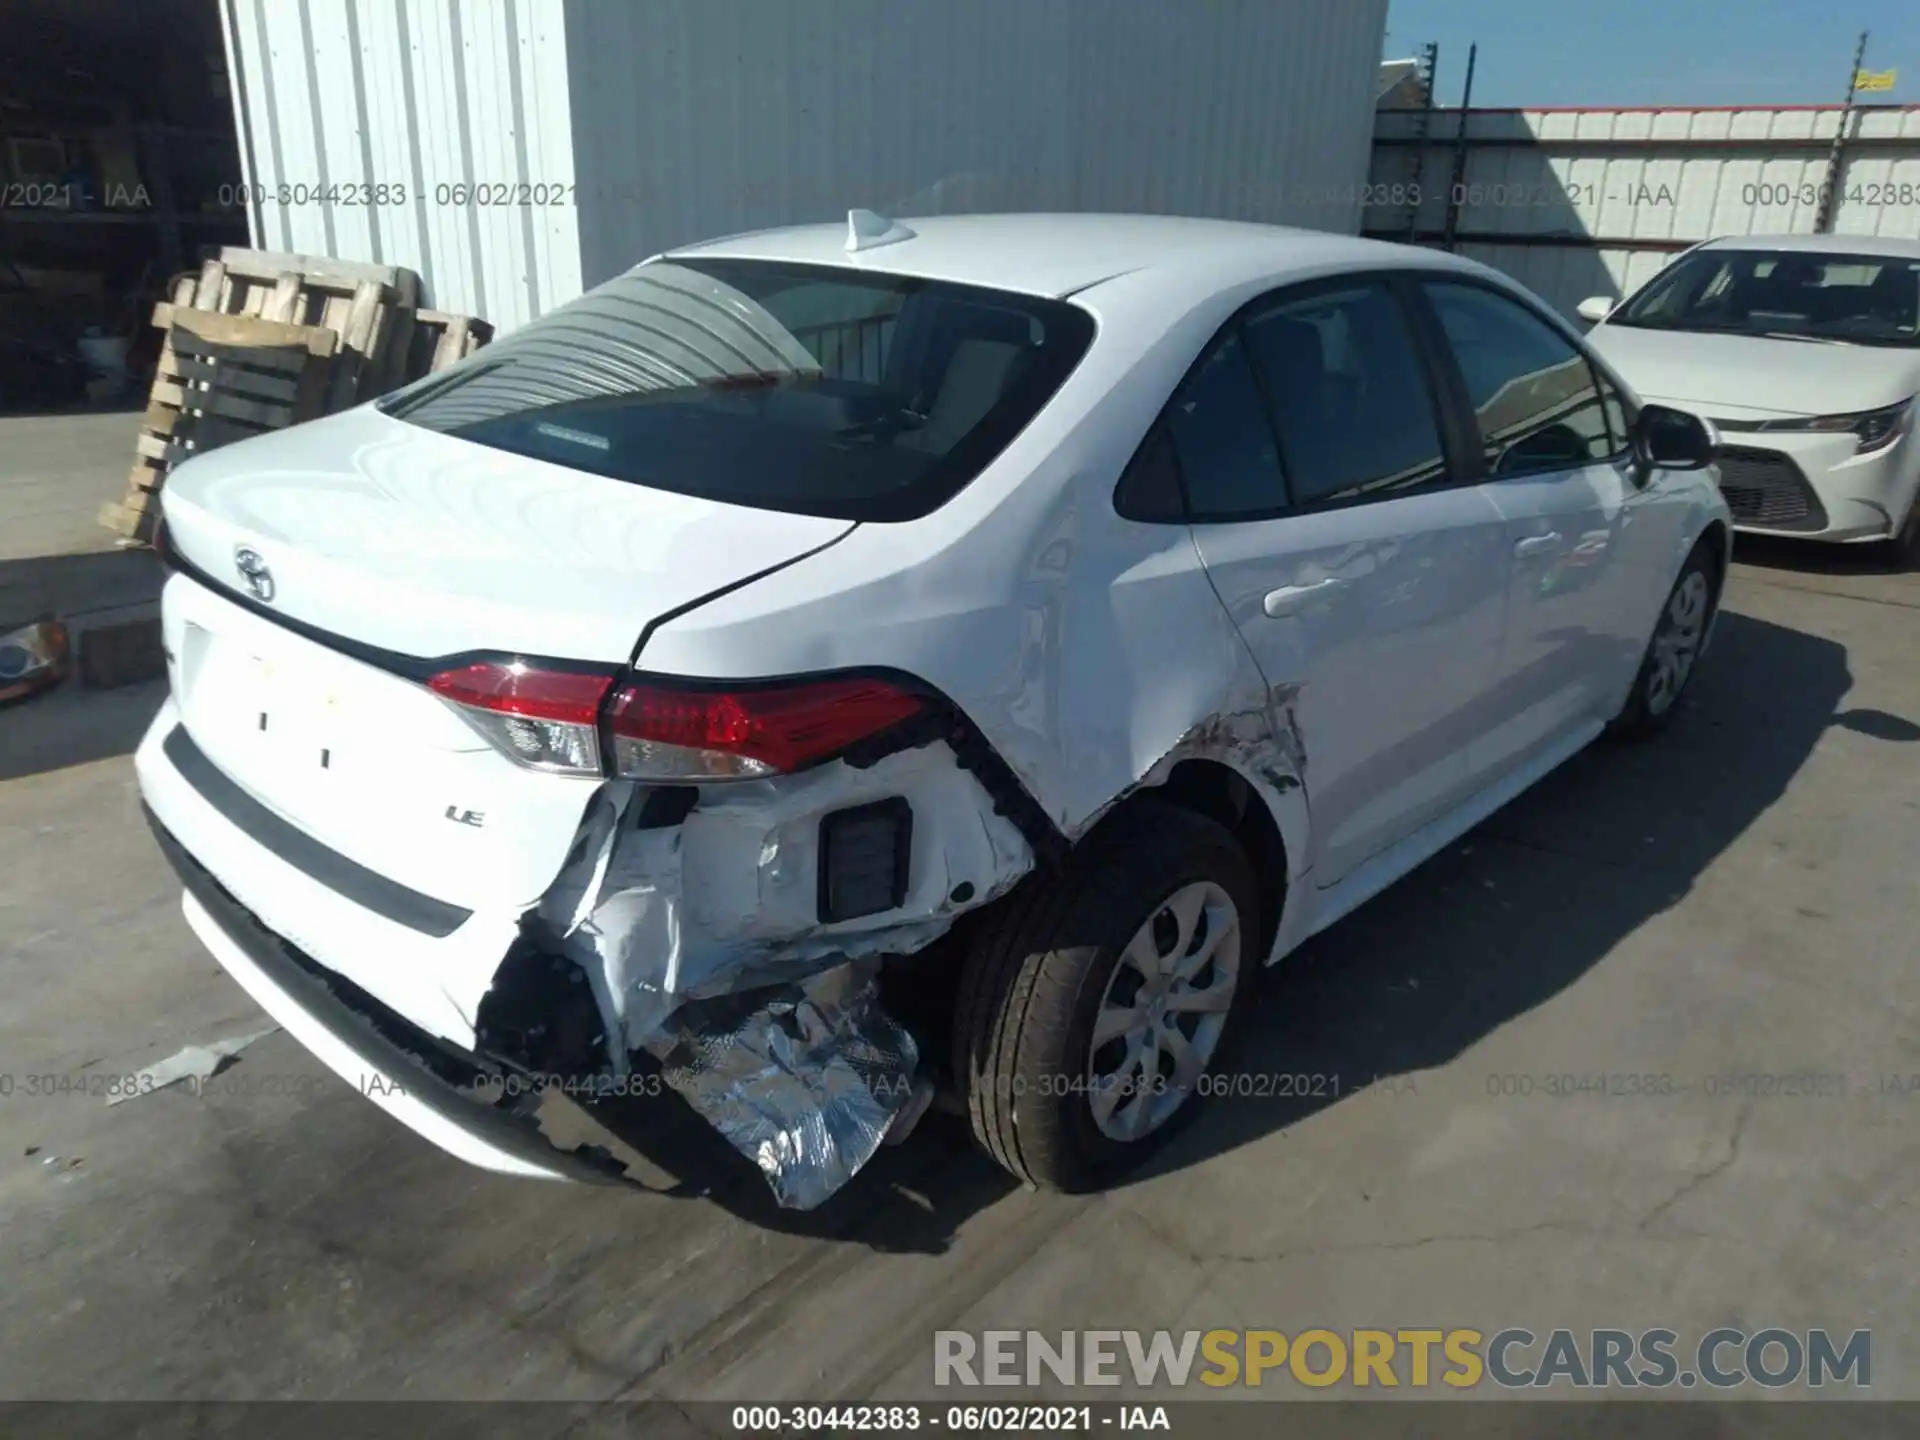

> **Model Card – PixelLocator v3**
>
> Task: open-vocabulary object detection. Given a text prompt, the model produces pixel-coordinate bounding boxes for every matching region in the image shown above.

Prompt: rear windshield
[1611,249,1920,347]
[381,258,1095,521]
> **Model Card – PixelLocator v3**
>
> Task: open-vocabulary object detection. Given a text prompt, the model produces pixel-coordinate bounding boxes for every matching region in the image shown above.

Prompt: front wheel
[1887,497,1920,572]
[1610,544,1718,740]
[952,801,1260,1192]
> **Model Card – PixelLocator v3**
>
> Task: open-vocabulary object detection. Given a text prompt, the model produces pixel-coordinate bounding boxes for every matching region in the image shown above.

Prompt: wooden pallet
[412,309,497,376]
[100,307,339,542]
[101,246,493,545]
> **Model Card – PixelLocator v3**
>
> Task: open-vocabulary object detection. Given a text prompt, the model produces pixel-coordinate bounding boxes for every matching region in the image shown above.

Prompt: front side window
[382,259,1095,521]
[1424,281,1613,478]
[1610,249,1920,347]
[1242,282,1448,505]
[1597,370,1635,457]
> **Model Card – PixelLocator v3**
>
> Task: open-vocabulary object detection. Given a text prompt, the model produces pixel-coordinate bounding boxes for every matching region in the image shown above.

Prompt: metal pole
[1404,43,1440,242]
[1813,30,1869,234]
[1442,43,1478,252]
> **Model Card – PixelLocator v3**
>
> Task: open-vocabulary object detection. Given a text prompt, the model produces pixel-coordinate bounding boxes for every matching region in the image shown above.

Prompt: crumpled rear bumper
[146,807,616,1184]
[141,660,1042,1208]
[150,804,942,1207]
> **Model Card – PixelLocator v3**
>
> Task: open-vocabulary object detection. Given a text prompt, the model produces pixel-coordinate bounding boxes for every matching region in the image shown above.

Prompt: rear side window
[1423,281,1614,477]
[382,259,1094,522]
[1164,332,1288,518]
[1243,282,1447,505]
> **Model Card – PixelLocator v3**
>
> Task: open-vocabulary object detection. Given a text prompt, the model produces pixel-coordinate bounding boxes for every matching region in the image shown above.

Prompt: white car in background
[138,213,1731,1208]
[1580,234,1920,561]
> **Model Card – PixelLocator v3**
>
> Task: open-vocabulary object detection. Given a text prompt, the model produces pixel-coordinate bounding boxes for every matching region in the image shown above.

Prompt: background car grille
[1713,446,1829,532]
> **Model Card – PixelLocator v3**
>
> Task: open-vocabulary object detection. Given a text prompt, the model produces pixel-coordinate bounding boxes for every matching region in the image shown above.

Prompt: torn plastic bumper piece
[644,959,921,1210]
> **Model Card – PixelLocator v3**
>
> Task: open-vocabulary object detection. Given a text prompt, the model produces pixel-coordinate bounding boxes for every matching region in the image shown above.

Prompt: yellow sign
[1855,68,1897,92]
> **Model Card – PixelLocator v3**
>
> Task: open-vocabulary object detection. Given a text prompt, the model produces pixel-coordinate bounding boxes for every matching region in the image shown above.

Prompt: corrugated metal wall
[218,0,582,333]
[1367,105,1920,318]
[561,0,1388,292]
[221,0,1387,334]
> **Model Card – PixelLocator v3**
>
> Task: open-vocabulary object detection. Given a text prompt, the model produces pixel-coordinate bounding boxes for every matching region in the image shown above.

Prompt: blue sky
[1384,0,1920,107]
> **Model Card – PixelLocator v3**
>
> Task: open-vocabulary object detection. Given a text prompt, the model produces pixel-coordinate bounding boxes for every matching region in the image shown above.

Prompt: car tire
[1887,499,1920,573]
[1609,541,1720,741]
[952,799,1260,1192]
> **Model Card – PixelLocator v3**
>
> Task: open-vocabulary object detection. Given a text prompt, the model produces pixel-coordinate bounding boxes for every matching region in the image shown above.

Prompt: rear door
[1178,275,1513,887]
[1412,278,1684,781]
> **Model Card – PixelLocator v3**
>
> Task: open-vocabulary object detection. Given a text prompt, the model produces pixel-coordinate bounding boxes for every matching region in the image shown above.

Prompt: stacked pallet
[100,248,494,544]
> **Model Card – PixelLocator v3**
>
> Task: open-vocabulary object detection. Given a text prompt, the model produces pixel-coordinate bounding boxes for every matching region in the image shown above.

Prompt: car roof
[664,212,1487,300]
[1696,232,1920,260]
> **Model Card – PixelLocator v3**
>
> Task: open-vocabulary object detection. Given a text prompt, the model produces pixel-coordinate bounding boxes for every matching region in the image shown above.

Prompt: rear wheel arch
[1083,757,1296,966]
[1146,759,1290,964]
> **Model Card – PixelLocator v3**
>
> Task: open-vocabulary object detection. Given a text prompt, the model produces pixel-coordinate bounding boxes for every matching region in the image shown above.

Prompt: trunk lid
[160,403,854,663]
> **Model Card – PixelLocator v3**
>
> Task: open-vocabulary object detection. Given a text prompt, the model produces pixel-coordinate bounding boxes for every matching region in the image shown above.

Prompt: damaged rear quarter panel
[531,741,1033,1054]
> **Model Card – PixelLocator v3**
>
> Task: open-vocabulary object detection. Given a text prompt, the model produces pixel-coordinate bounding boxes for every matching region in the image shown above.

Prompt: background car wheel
[1887,499,1920,573]
[952,800,1260,1192]
[1610,542,1719,741]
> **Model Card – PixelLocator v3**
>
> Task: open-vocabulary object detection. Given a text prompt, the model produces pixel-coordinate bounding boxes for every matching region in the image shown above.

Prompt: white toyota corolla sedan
[1580,234,1920,560]
[138,213,1731,1207]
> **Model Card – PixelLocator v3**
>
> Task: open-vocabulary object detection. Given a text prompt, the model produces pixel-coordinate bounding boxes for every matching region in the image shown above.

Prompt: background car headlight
[0,618,71,700]
[1794,396,1914,455]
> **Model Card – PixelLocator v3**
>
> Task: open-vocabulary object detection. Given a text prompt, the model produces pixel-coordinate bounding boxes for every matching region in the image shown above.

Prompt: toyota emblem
[233,546,276,604]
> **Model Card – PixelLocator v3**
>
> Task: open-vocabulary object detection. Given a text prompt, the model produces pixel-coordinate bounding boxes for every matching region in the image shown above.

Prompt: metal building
[1367,104,1920,318]
[218,0,1390,334]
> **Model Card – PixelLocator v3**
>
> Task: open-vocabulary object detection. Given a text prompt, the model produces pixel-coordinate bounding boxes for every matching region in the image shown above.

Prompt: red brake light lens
[427,661,614,774]
[427,661,612,724]
[605,676,925,780]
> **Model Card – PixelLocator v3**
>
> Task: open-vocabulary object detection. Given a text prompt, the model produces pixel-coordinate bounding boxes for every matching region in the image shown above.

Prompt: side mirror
[1633,404,1718,473]
[1576,295,1615,324]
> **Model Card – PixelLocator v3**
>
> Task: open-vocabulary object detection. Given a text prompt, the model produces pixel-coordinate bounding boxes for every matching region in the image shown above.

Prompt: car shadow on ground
[1732,531,1910,578]
[1136,606,1904,1183]
[0,676,166,782]
[0,549,165,782]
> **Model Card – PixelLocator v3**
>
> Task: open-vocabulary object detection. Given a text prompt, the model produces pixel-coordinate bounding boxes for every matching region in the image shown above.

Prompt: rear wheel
[1610,544,1718,740]
[952,801,1259,1192]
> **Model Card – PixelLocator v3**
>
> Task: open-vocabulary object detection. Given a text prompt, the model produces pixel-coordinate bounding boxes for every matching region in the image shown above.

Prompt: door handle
[1512,532,1562,559]
[1262,578,1345,618]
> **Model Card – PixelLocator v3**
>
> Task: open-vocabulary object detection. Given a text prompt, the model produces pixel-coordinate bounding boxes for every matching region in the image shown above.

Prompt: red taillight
[427,661,613,725]
[605,676,924,780]
[426,660,615,774]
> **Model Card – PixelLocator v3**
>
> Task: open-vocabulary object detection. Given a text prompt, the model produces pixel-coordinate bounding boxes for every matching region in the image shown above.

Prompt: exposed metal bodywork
[646,959,921,1211]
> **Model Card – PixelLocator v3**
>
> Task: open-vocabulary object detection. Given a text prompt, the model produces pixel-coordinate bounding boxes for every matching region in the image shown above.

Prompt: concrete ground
[0,410,144,565]
[0,410,162,698]
[1,512,1916,1404]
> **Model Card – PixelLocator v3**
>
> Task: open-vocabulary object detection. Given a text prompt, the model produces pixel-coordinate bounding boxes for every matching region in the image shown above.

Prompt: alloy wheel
[1087,880,1242,1142]
[1646,569,1710,717]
